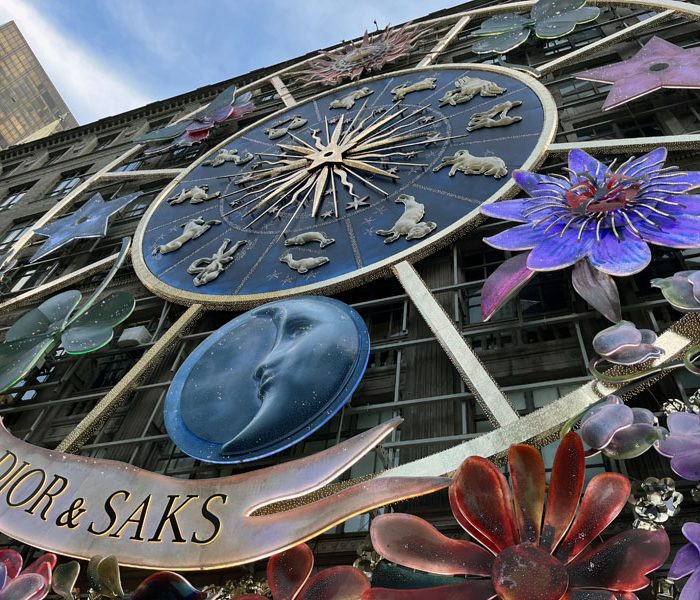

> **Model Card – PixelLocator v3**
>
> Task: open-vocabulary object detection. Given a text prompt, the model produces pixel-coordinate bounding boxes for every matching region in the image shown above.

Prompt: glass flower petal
[593,321,642,357]
[651,271,700,311]
[471,13,531,35]
[588,230,651,276]
[526,230,593,271]
[480,199,532,223]
[580,403,634,450]
[51,562,80,600]
[0,574,47,600]
[472,28,531,54]
[363,581,495,600]
[602,424,665,460]
[267,543,313,599]
[492,543,569,600]
[678,569,700,600]
[566,529,669,590]
[508,444,545,544]
[638,215,700,249]
[451,456,518,552]
[0,550,22,580]
[448,485,501,555]
[541,432,585,552]
[667,412,700,436]
[668,543,700,580]
[571,260,621,323]
[369,513,493,576]
[0,336,55,394]
[483,224,543,251]
[130,572,206,600]
[298,566,369,600]
[530,0,586,21]
[534,7,601,39]
[481,252,536,322]
[6,290,81,342]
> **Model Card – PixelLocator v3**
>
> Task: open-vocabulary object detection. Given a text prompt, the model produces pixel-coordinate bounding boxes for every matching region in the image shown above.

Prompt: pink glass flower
[237,543,369,600]
[367,433,669,599]
[0,550,55,600]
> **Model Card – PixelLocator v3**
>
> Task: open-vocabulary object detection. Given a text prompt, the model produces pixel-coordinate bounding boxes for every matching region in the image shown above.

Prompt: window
[148,115,172,130]
[115,160,142,172]
[0,221,29,253]
[48,168,89,198]
[0,182,33,211]
[96,134,117,150]
[8,261,57,292]
[117,189,158,221]
[45,148,65,165]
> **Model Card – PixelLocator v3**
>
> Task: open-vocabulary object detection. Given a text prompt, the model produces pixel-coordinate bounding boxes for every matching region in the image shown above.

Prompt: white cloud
[0,0,154,124]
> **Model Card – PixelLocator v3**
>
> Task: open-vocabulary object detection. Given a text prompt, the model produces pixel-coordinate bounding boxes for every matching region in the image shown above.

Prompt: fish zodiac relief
[280,252,330,273]
[390,77,437,102]
[284,231,336,249]
[467,100,523,132]
[187,239,247,286]
[264,115,308,140]
[152,217,221,256]
[438,76,507,107]
[376,194,437,243]
[433,149,508,179]
[167,185,221,206]
[203,148,254,167]
[329,87,374,110]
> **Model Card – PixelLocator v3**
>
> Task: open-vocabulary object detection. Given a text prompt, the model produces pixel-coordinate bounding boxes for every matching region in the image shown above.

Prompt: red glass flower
[367,433,669,600]
[239,542,369,600]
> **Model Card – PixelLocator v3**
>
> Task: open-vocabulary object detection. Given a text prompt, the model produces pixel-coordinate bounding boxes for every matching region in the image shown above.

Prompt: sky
[0,0,466,126]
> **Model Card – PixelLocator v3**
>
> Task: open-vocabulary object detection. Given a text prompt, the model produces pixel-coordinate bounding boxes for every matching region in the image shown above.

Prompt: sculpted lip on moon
[164,296,370,463]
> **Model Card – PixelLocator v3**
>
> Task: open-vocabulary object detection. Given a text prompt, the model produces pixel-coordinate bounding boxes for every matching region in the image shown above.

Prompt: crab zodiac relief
[329,87,374,110]
[152,217,221,256]
[433,149,508,179]
[203,148,254,167]
[187,239,247,286]
[284,231,336,249]
[167,185,221,205]
[390,77,437,102]
[280,253,330,274]
[376,194,437,243]
[438,76,507,107]
[467,100,523,132]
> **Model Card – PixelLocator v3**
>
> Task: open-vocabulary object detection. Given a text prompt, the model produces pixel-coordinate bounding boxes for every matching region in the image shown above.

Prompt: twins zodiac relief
[151,72,525,287]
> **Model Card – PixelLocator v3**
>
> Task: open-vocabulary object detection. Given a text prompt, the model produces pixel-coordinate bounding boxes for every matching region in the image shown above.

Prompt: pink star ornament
[575,36,700,110]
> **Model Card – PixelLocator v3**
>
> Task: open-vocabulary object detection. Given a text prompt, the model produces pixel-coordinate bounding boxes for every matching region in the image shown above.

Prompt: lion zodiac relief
[376,194,437,244]
[439,76,507,107]
[433,149,508,179]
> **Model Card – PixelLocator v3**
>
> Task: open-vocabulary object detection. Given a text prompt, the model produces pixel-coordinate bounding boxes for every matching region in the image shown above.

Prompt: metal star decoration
[31,191,141,263]
[575,36,700,111]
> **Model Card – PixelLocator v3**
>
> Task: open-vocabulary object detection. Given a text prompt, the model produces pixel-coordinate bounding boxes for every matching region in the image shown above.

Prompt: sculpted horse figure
[391,77,437,102]
[203,149,254,167]
[439,76,507,107]
[168,185,221,205]
[152,217,221,256]
[376,194,437,244]
[329,87,373,110]
[284,231,335,249]
[433,149,508,179]
[280,253,330,274]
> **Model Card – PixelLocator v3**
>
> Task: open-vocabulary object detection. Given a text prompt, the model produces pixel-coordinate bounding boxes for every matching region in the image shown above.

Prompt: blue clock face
[134,65,555,307]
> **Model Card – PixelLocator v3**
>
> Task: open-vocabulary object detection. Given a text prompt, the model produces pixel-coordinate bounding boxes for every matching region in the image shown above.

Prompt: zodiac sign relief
[329,87,373,110]
[187,239,247,286]
[467,100,523,132]
[284,231,336,249]
[280,253,330,273]
[438,76,507,107]
[203,148,254,167]
[152,217,221,256]
[264,115,308,140]
[376,194,437,243]
[433,149,508,179]
[391,77,437,102]
[168,185,221,205]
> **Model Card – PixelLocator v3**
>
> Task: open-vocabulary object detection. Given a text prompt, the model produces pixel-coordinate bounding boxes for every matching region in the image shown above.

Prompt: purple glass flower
[656,411,700,481]
[652,269,700,312]
[579,395,665,459]
[593,320,664,365]
[480,148,700,322]
[668,522,700,600]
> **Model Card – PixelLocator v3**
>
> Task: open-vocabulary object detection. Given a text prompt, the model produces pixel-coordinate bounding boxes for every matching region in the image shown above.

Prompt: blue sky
[0,0,466,125]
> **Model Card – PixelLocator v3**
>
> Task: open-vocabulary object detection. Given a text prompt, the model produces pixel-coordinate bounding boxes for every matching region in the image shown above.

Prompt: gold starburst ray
[353,130,437,154]
[340,99,371,144]
[245,173,315,229]
[342,159,399,180]
[342,164,390,197]
[278,143,316,156]
[361,160,429,167]
[354,106,432,145]
[285,133,316,152]
[277,175,319,242]
[245,170,310,220]
[311,167,330,217]
[342,105,406,148]
[330,114,345,145]
[330,168,339,218]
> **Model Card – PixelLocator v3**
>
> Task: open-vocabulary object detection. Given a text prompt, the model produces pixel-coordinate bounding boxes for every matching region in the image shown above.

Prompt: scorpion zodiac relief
[153,217,221,256]
[187,239,247,286]
[376,194,437,243]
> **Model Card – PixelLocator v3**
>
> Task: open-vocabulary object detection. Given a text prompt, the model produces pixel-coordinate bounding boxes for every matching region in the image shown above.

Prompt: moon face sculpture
[164,296,370,463]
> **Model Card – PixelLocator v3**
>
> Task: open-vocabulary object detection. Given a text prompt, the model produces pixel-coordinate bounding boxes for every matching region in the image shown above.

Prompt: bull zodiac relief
[284,231,336,249]
[467,100,523,132]
[168,185,221,205]
[329,87,373,110]
[280,252,330,273]
[433,149,508,179]
[438,76,507,107]
[264,115,308,140]
[187,239,247,286]
[376,194,437,243]
[203,148,254,167]
[152,217,221,256]
[390,77,437,102]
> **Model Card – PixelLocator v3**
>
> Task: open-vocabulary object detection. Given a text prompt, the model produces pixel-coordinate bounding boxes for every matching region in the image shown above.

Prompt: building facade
[0,21,78,148]
[0,1,697,597]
